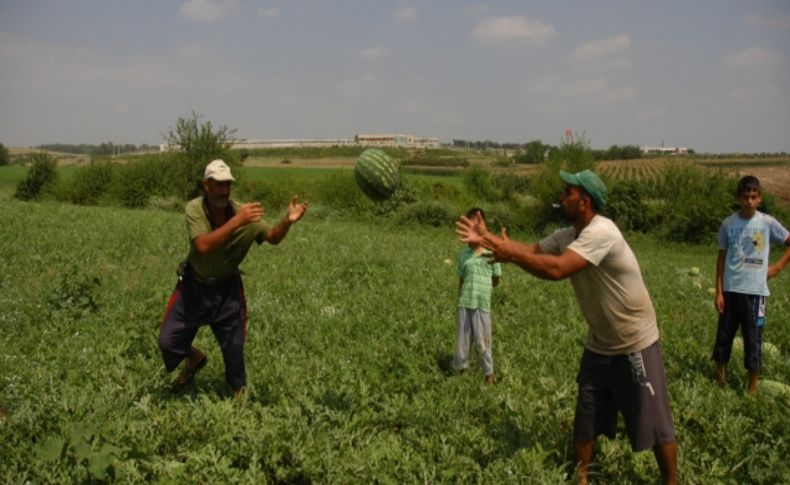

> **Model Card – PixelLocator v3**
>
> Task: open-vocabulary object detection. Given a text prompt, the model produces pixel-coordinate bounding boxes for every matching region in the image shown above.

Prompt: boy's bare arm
[767,235,790,280]
[715,249,726,313]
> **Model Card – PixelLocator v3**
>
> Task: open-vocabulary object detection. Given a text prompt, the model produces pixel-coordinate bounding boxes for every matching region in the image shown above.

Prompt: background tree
[15,153,58,200]
[0,143,9,166]
[163,111,237,199]
[523,139,549,164]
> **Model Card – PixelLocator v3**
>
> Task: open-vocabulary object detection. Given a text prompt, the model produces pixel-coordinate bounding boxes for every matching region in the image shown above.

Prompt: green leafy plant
[33,423,122,481]
[15,153,58,200]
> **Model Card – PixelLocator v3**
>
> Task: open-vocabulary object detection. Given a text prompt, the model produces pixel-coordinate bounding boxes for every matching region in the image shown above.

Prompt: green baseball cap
[560,169,607,210]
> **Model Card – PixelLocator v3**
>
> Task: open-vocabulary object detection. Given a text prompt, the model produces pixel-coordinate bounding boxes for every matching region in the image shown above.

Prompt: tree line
[452,138,646,163]
[35,143,158,156]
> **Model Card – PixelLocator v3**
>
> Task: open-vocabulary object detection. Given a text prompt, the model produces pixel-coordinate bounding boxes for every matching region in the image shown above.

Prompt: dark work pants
[158,273,248,390]
[712,291,764,371]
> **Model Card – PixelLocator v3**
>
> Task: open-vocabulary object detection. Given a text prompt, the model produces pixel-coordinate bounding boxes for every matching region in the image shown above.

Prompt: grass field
[2,200,790,483]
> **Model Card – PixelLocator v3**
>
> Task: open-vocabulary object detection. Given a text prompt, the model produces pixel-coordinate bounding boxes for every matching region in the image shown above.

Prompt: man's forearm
[510,251,566,280]
[265,217,293,245]
[194,220,241,254]
[480,233,559,279]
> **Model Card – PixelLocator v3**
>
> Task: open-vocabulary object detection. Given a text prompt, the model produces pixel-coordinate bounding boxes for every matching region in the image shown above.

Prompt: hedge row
[15,150,787,245]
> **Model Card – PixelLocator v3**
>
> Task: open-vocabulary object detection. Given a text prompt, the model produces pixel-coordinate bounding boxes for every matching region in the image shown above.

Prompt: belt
[178,261,237,286]
[192,272,237,286]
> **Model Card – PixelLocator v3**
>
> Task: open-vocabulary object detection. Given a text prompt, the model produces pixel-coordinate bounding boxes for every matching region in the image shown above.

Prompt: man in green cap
[456,169,677,485]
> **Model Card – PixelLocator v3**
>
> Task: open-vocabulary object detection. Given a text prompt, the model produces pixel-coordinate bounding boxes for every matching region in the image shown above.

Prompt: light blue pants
[454,308,493,376]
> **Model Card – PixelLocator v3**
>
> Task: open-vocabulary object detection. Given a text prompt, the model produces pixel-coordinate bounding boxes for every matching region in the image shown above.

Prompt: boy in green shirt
[455,208,502,384]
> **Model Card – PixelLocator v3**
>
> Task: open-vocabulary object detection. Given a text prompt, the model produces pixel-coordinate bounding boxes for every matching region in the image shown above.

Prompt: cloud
[400,99,430,115]
[638,107,667,120]
[360,46,392,61]
[179,0,235,23]
[394,6,418,22]
[526,76,635,103]
[745,14,790,29]
[724,47,780,68]
[339,73,382,96]
[573,34,631,61]
[463,4,488,16]
[473,16,556,44]
[728,85,786,103]
[257,7,281,18]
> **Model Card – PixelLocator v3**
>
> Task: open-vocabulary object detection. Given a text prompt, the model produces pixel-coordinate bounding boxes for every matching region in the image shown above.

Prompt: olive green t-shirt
[185,197,267,281]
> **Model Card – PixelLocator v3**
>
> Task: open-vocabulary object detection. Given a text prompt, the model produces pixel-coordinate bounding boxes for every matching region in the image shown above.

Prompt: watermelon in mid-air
[355,149,400,201]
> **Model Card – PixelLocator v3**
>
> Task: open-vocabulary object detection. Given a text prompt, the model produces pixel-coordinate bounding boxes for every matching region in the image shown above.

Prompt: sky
[1,1,789,153]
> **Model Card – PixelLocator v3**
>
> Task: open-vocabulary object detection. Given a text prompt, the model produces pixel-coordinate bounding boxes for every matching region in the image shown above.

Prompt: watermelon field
[2,193,790,483]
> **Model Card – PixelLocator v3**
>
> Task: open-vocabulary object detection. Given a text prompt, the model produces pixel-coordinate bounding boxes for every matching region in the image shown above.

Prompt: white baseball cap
[204,159,235,182]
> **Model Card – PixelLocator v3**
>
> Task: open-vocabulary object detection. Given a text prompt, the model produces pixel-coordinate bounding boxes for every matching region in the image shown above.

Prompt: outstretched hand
[455,213,488,245]
[236,202,264,226]
[287,195,309,223]
[483,227,512,264]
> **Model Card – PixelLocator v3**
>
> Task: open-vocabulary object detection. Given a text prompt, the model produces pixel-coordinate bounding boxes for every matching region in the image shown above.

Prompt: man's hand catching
[455,213,488,245]
[236,202,264,227]
[287,195,308,223]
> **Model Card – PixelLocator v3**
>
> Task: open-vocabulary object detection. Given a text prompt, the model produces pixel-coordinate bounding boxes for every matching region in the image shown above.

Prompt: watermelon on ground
[732,337,780,358]
[758,379,790,398]
[355,149,400,201]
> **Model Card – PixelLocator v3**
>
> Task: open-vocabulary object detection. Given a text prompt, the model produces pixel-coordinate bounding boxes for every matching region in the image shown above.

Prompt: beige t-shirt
[185,197,267,281]
[539,215,658,355]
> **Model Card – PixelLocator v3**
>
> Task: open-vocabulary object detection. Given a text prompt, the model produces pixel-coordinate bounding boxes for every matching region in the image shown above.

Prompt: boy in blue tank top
[713,175,790,395]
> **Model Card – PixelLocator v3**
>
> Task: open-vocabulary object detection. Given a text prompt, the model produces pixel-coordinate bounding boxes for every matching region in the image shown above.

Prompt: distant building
[160,133,441,152]
[355,134,440,149]
[230,138,356,149]
[641,145,688,155]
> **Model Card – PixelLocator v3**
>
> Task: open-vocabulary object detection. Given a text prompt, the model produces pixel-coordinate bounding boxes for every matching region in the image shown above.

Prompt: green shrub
[462,166,500,201]
[146,195,184,212]
[606,180,651,232]
[412,179,471,208]
[236,178,293,212]
[653,163,735,244]
[59,161,115,205]
[402,157,469,167]
[397,200,456,227]
[15,153,58,200]
[0,142,9,166]
[111,157,170,208]
[483,200,535,233]
[491,172,530,201]
[369,179,419,217]
[310,171,371,214]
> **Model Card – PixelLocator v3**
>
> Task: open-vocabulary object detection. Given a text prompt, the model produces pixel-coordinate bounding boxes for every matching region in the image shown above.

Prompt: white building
[354,134,440,149]
[641,145,688,155]
[160,133,442,152]
[231,138,356,149]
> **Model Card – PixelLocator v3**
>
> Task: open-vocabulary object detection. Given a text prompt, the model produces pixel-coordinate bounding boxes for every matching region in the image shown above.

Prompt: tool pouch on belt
[176,261,190,282]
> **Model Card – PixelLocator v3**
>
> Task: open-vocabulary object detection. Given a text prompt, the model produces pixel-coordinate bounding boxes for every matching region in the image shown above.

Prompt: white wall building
[160,133,441,152]
[641,145,688,155]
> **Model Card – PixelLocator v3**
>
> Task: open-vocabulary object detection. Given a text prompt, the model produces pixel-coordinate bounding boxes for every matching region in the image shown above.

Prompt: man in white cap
[456,169,677,485]
[158,159,308,397]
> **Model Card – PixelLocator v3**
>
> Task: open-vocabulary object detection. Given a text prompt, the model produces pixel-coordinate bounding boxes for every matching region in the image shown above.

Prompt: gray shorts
[574,341,675,451]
